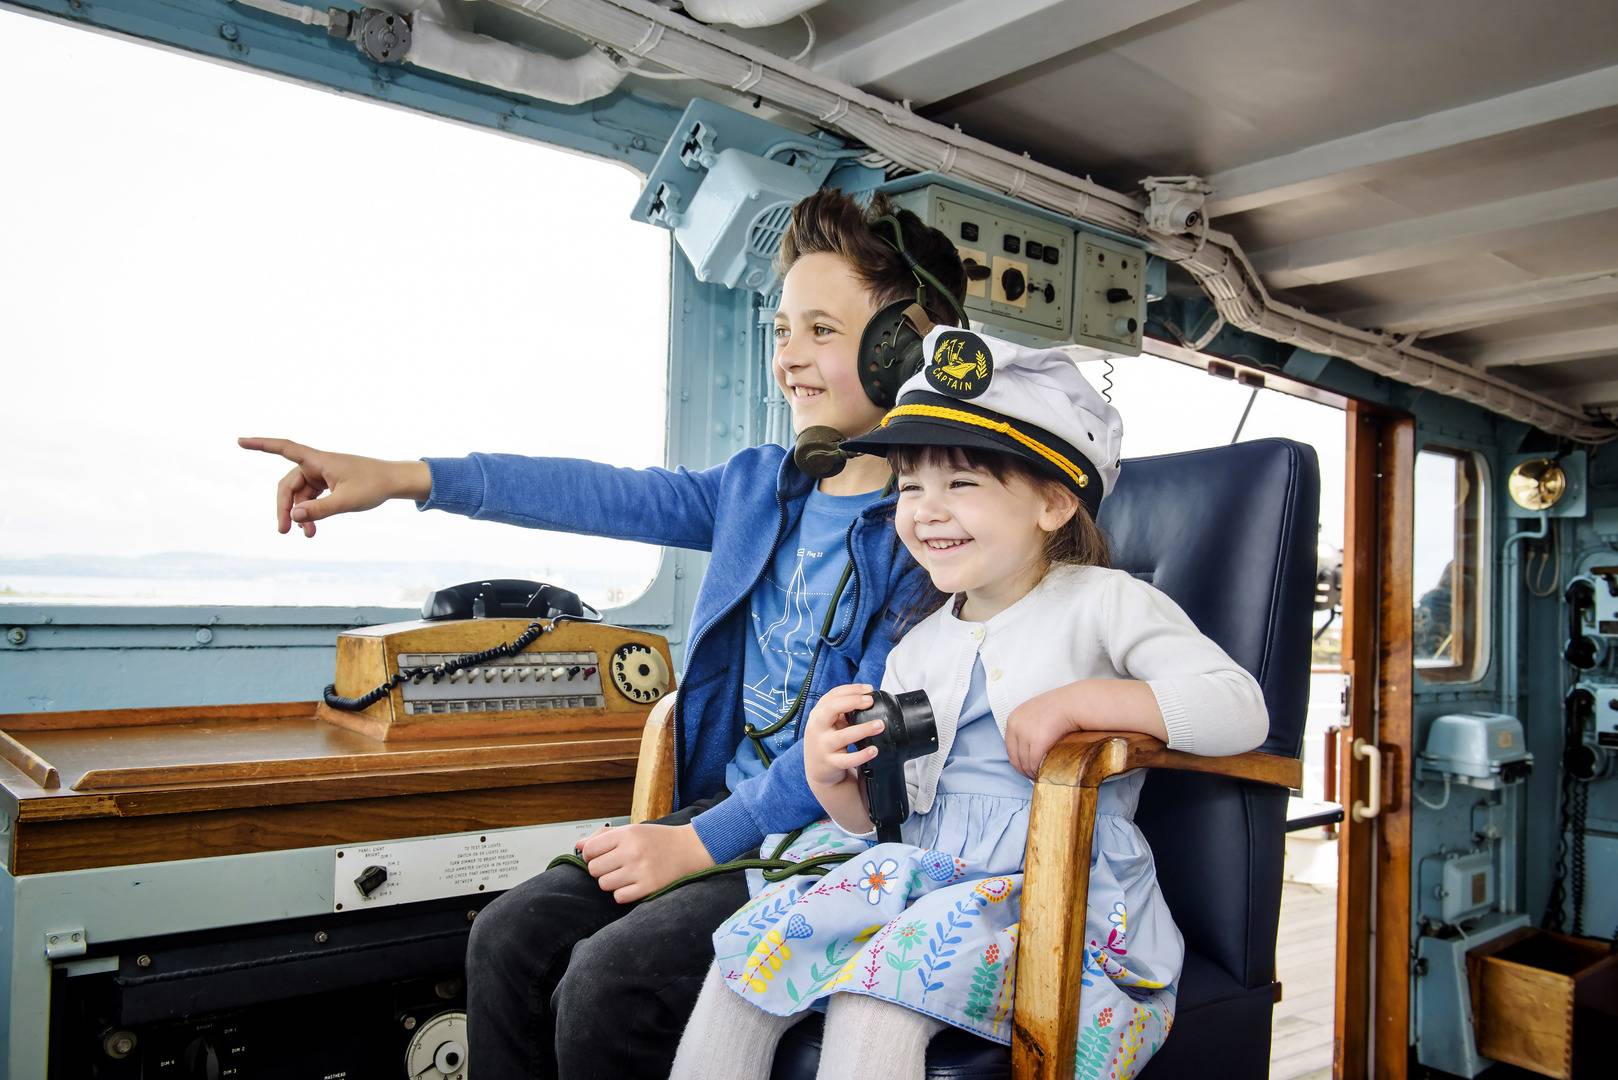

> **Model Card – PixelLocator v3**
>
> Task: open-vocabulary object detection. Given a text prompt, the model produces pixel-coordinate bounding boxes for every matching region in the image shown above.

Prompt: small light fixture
[1506,457,1567,512]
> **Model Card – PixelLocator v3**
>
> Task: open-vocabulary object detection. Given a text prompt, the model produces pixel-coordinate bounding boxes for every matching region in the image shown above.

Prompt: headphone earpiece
[857,298,930,408]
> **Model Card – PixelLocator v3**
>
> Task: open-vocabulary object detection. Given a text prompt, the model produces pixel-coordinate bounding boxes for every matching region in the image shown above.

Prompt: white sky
[0,7,670,600]
[0,8,1370,608]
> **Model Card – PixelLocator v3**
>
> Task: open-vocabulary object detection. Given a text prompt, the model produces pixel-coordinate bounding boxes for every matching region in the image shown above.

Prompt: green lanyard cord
[743,559,854,768]
[743,475,895,768]
[546,824,855,906]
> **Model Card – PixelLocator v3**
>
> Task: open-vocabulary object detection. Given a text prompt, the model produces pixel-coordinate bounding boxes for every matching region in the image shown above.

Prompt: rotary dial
[610,642,670,704]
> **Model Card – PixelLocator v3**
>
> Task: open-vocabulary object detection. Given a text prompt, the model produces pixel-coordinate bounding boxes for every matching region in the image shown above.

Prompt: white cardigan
[880,563,1270,815]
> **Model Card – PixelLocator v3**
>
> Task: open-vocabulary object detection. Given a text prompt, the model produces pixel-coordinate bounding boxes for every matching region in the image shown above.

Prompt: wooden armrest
[1011,731,1300,1080]
[1034,729,1302,791]
[629,693,677,824]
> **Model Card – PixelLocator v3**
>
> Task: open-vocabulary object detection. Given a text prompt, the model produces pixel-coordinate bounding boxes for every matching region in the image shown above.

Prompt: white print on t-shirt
[742,546,831,729]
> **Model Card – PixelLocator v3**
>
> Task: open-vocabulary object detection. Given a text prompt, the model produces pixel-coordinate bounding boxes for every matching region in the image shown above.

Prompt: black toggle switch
[961,258,991,282]
[355,864,389,898]
[1106,287,1134,304]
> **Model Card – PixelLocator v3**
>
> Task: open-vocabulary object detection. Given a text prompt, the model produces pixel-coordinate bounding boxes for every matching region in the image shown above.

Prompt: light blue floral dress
[712,658,1184,1079]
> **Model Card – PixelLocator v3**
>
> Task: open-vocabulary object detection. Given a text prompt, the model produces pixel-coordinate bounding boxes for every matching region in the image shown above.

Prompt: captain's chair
[632,437,1321,1080]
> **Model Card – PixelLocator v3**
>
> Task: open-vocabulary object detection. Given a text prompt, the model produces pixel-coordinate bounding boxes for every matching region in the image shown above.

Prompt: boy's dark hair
[777,190,968,329]
[889,443,1112,572]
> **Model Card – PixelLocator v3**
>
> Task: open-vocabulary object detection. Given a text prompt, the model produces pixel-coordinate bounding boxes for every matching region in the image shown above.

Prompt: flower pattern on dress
[858,858,900,904]
[715,767,1177,1079]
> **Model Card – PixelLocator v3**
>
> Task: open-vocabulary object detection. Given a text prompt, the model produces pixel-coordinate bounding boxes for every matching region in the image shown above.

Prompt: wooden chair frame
[629,693,1301,1080]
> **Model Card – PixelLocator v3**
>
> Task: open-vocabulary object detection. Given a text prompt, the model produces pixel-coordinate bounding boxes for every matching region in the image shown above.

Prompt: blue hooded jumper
[418,446,929,862]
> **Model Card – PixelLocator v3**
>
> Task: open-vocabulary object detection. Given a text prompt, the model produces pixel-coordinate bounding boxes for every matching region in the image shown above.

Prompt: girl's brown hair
[776,190,967,329]
[882,442,1111,636]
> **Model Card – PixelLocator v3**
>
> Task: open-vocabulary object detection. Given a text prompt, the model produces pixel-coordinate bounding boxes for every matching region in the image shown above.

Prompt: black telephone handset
[421,579,602,623]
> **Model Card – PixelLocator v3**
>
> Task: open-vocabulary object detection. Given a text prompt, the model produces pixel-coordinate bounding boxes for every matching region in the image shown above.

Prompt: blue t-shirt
[726,485,882,790]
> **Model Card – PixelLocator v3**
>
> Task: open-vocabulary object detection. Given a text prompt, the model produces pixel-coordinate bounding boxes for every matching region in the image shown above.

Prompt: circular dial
[405,1010,468,1080]
[611,642,670,704]
[1507,457,1567,511]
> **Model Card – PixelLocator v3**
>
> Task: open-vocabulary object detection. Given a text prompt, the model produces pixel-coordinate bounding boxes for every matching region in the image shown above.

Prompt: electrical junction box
[1419,713,1533,788]
[1437,849,1495,924]
[631,101,849,293]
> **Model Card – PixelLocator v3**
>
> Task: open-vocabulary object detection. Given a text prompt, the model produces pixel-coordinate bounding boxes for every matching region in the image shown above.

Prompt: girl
[669,326,1270,1080]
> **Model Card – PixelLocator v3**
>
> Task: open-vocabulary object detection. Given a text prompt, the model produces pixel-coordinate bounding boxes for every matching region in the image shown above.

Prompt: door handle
[1351,738,1382,822]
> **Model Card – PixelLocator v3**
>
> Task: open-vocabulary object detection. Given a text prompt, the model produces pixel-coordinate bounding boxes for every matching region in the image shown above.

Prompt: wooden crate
[1467,927,1618,1079]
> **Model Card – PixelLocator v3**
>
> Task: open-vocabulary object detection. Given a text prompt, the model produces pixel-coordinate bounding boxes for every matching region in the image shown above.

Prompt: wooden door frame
[1335,403,1415,1079]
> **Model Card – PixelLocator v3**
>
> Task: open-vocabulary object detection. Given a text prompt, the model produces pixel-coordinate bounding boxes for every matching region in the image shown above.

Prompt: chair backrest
[1096,438,1320,990]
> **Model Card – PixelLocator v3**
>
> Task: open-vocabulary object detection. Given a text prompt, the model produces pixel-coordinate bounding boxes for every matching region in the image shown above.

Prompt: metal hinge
[44,927,88,961]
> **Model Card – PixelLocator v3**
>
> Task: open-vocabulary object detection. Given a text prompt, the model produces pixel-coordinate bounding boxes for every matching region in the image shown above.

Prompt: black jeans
[465,792,752,1079]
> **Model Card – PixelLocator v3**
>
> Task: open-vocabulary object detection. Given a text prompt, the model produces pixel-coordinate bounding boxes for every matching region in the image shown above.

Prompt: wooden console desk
[0,700,642,876]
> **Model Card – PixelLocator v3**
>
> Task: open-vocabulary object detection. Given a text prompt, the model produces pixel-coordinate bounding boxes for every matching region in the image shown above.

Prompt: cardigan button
[989,668,1003,682]
[971,627,985,641]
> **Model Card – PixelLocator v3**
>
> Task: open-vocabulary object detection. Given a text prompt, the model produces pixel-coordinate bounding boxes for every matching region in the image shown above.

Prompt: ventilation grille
[748,202,794,259]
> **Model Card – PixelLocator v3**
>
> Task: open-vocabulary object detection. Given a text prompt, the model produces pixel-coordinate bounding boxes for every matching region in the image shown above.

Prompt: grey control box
[886,183,1146,355]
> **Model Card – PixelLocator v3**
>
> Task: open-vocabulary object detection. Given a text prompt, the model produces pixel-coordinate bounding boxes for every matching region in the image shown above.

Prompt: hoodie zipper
[672,484,791,799]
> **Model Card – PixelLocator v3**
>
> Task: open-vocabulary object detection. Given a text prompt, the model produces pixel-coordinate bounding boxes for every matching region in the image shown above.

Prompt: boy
[239,188,968,1078]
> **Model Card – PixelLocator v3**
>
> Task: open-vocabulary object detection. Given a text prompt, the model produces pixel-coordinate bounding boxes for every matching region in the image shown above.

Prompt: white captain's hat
[842,325,1123,517]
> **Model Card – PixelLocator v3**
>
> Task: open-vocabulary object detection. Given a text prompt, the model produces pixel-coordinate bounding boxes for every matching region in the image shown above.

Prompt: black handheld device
[852,689,938,843]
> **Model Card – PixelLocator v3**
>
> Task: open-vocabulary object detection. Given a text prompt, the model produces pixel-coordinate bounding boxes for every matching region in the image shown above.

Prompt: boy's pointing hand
[237,437,430,537]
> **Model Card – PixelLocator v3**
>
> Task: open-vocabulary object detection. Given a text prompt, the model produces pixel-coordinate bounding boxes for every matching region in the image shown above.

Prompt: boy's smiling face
[772,252,890,439]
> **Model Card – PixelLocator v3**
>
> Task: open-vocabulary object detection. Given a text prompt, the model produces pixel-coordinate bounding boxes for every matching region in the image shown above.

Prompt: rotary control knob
[405,1010,468,1080]
[1000,267,1026,302]
[610,642,670,704]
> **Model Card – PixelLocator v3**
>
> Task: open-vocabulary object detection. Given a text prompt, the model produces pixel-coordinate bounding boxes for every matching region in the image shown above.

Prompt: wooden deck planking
[1271,881,1338,1079]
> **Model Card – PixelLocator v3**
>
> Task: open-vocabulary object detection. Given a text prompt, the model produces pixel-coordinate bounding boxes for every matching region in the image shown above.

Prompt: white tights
[670,963,946,1080]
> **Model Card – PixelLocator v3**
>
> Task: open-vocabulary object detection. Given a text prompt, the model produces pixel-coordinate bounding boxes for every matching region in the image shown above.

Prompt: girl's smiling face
[772,252,889,439]
[895,452,1077,621]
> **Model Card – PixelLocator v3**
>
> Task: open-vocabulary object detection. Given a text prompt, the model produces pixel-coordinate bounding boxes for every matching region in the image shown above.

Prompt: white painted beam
[1335,269,1618,335]
[1248,177,1618,289]
[1207,64,1618,217]
[1570,379,1618,407]
[810,0,1200,107]
[1463,325,1618,368]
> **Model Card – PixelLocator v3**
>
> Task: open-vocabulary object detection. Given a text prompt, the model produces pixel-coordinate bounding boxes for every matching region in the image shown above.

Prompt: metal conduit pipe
[492,0,1612,442]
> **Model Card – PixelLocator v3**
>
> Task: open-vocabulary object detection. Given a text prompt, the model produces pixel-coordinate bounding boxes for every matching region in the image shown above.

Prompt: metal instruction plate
[332,819,625,912]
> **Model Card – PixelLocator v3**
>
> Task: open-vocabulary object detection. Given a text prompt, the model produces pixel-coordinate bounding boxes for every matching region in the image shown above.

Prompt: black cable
[1570,778,1589,937]
[323,618,558,712]
[1545,768,1573,932]
[1101,358,1115,403]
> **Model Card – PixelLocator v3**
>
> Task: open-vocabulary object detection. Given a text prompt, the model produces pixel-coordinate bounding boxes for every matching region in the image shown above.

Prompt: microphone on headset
[793,426,852,479]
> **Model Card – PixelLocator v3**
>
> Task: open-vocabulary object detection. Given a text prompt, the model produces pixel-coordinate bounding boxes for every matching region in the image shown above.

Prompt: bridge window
[1412,447,1490,681]
[0,10,670,611]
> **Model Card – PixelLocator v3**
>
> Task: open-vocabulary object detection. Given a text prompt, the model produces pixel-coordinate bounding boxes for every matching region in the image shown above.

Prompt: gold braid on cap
[880,404,1089,489]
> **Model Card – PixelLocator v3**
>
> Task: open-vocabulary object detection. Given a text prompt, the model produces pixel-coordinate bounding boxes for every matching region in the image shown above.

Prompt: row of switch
[958,221,1062,265]
[439,665,597,684]
[406,695,606,715]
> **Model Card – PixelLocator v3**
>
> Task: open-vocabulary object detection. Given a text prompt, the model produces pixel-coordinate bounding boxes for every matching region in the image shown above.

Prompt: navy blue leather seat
[772,437,1321,1079]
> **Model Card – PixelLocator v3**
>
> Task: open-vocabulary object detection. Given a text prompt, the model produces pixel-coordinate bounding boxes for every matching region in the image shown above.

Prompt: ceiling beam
[1248,176,1618,289]
[1334,269,1618,335]
[1570,379,1618,407]
[810,0,1201,107]
[1207,64,1618,217]
[1463,324,1618,368]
